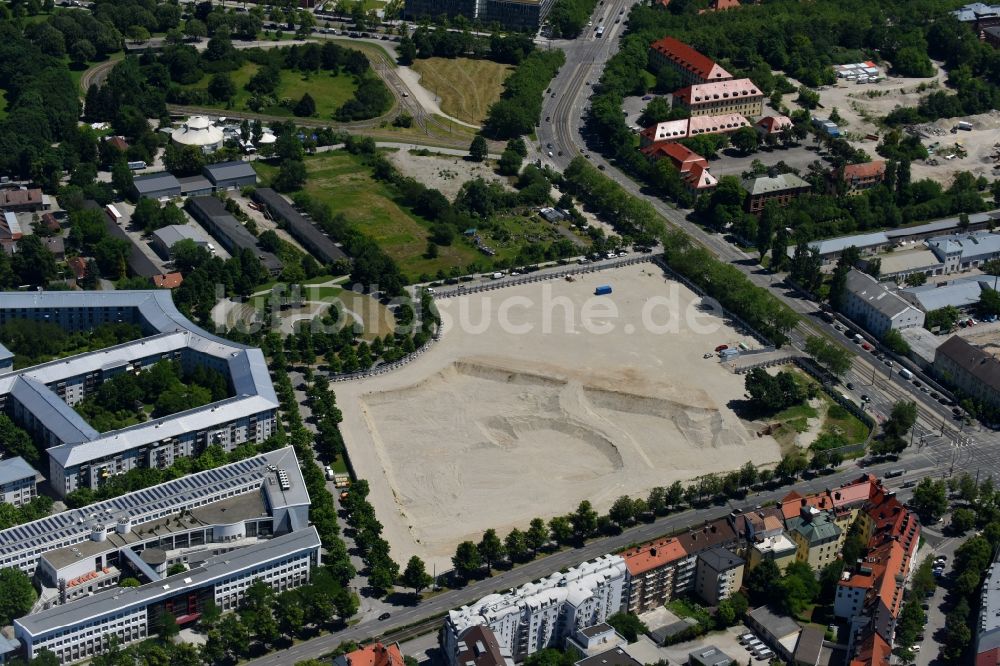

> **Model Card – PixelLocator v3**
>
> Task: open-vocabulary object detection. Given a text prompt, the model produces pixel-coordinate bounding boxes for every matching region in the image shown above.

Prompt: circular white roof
[257,132,277,145]
[171,116,224,147]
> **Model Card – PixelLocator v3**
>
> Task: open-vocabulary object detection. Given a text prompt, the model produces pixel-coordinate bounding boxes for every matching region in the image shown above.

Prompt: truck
[957,121,973,131]
[885,469,905,478]
[594,285,612,296]
[126,160,146,170]
[899,368,914,380]
[720,348,740,359]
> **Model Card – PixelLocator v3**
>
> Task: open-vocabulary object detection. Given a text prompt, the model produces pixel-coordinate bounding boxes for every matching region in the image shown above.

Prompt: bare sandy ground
[386,150,512,200]
[334,264,781,569]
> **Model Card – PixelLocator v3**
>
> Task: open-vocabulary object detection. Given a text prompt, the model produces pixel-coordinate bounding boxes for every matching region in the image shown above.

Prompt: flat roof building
[575,647,642,666]
[150,224,212,259]
[185,196,283,276]
[688,646,735,666]
[252,188,349,265]
[132,173,181,200]
[202,161,257,191]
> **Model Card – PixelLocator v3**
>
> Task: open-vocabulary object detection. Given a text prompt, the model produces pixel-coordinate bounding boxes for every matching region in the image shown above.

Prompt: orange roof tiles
[842,160,887,180]
[755,115,793,134]
[851,633,891,666]
[153,272,184,289]
[649,37,731,82]
[640,114,749,143]
[622,537,688,575]
[67,257,88,281]
[685,162,717,190]
[341,643,405,666]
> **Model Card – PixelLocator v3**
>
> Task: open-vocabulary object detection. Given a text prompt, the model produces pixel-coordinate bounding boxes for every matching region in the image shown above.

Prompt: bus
[595,25,605,37]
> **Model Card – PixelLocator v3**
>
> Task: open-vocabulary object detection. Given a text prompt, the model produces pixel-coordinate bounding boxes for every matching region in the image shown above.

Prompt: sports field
[411,57,513,125]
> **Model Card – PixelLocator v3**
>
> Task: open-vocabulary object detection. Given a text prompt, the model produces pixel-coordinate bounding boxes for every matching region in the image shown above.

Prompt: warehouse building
[203,161,258,191]
[252,188,348,264]
[150,225,213,260]
[132,173,181,201]
[841,269,925,338]
[0,291,280,497]
[185,196,283,276]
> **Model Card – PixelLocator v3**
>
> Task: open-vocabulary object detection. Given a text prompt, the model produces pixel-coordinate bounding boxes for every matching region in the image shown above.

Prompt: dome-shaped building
[171,116,225,153]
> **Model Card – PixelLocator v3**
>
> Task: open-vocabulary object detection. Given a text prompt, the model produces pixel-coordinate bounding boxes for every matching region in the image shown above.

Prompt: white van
[491,272,504,279]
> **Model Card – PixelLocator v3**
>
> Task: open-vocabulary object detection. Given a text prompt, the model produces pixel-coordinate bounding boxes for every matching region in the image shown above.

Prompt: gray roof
[884,211,999,239]
[748,605,800,641]
[185,196,283,273]
[16,525,320,638]
[152,225,206,250]
[935,335,1000,393]
[845,269,919,320]
[927,231,1000,262]
[177,175,213,194]
[133,172,180,195]
[900,276,994,312]
[252,188,348,264]
[0,457,39,486]
[0,342,13,365]
[794,626,825,664]
[202,160,257,184]
[574,647,641,666]
[8,376,99,443]
[688,646,735,666]
[0,446,306,573]
[977,561,1000,654]
[952,2,1000,21]
[808,231,889,257]
[741,173,810,196]
[698,546,744,572]
[102,215,161,278]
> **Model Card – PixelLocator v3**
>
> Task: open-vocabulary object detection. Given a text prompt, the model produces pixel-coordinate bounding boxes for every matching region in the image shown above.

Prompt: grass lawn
[411,57,513,125]
[820,400,871,445]
[186,62,358,118]
[300,150,480,280]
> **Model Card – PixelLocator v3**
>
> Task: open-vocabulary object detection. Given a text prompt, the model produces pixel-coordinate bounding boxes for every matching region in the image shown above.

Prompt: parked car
[846,382,855,390]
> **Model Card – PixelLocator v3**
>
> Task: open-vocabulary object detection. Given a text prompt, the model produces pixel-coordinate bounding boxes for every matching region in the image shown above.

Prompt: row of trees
[482,49,565,139]
[402,26,536,64]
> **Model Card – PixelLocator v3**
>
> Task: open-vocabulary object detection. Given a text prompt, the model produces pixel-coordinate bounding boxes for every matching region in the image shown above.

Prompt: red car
[715,344,729,352]
[861,343,872,351]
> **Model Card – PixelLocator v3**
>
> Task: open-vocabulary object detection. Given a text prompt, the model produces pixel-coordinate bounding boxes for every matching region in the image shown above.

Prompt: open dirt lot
[386,149,512,200]
[334,264,781,569]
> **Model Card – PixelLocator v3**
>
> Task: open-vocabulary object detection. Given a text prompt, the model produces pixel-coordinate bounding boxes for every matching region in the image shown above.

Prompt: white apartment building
[0,457,39,507]
[442,555,627,663]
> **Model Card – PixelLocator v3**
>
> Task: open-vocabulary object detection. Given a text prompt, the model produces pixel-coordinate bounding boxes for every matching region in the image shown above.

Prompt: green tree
[208,73,237,104]
[0,568,37,624]
[608,495,636,528]
[731,126,760,154]
[504,528,529,562]
[950,507,976,535]
[469,135,488,162]
[570,500,598,540]
[477,529,506,569]
[606,612,648,642]
[910,478,948,523]
[526,518,549,554]
[744,560,781,605]
[883,329,911,355]
[400,556,432,594]
[294,93,317,117]
[548,515,573,544]
[452,540,482,579]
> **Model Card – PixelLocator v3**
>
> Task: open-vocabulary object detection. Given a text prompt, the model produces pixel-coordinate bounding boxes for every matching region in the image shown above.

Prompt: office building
[441,555,627,663]
[673,79,763,118]
[755,115,793,136]
[404,0,476,23]
[841,269,925,338]
[0,457,40,507]
[934,335,1000,408]
[0,291,279,496]
[16,527,320,664]
[638,142,717,193]
[185,196,283,276]
[647,37,732,87]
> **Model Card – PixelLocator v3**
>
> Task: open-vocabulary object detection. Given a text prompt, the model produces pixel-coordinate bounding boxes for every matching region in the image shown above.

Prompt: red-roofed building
[106,136,130,152]
[648,37,732,87]
[850,633,890,666]
[152,272,184,289]
[0,188,46,212]
[838,160,887,195]
[684,162,718,193]
[673,79,764,118]
[67,257,88,282]
[40,212,61,234]
[638,142,717,192]
[639,113,750,146]
[698,0,741,13]
[622,537,692,612]
[334,643,405,666]
[755,115,793,136]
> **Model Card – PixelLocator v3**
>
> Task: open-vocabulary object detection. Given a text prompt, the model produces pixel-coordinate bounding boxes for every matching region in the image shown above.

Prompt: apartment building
[673,79,763,118]
[0,291,280,496]
[621,537,691,613]
[976,559,1000,666]
[647,37,732,87]
[695,547,744,605]
[741,173,811,214]
[16,527,320,664]
[934,335,1000,408]
[841,269,925,338]
[785,507,842,569]
[442,555,627,663]
[839,161,887,195]
[449,625,513,666]
[0,457,40,507]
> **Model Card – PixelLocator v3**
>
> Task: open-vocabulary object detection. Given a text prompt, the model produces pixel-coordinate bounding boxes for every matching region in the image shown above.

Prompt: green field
[298,151,480,280]
[411,57,513,125]
[186,62,358,118]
